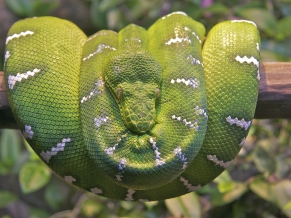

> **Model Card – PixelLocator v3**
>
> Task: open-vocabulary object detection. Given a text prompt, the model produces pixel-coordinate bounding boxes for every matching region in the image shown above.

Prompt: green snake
[4,12,260,201]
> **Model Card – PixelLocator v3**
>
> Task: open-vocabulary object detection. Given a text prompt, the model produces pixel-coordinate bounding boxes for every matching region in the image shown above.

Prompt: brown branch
[255,62,291,119]
[1,62,291,129]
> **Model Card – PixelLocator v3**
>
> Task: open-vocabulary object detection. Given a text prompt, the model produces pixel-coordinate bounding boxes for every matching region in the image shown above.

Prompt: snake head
[105,51,162,133]
[116,82,158,133]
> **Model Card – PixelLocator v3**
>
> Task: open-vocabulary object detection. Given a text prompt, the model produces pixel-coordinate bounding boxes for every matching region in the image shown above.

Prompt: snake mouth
[126,120,155,134]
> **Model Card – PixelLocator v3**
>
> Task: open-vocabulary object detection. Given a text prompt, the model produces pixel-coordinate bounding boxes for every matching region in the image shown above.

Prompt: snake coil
[4,12,260,201]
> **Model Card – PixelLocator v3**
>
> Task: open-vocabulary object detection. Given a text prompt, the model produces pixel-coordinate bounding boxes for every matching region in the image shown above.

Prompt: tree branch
[1,62,291,128]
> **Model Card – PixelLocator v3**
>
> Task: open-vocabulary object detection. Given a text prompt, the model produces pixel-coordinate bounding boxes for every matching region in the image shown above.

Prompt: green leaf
[5,0,32,17]
[90,0,108,29]
[203,3,229,14]
[276,16,291,40]
[218,181,236,193]
[81,198,103,217]
[213,170,232,183]
[165,192,201,218]
[19,161,51,194]
[0,191,18,208]
[252,140,276,173]
[211,182,248,206]
[0,161,10,175]
[213,171,236,193]
[250,176,291,217]
[29,208,50,218]
[261,39,291,61]
[2,215,12,218]
[249,176,275,202]
[275,158,291,179]
[120,201,136,210]
[236,8,277,37]
[32,0,59,16]
[234,1,266,10]
[0,129,21,168]
[273,180,291,217]
[44,182,65,210]
[143,201,159,210]
[98,0,124,12]
[127,0,154,19]
[284,200,291,210]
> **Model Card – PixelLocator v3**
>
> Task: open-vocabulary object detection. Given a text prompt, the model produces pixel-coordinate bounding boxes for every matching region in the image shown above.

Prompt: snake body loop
[4,12,260,201]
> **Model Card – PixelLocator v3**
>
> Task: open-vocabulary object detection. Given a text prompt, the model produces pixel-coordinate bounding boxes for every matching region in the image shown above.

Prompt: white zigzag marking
[184,27,202,43]
[8,68,41,89]
[90,187,103,194]
[125,189,135,201]
[166,36,191,45]
[81,79,104,103]
[94,116,109,127]
[235,44,260,81]
[170,77,199,88]
[173,146,188,169]
[40,138,71,163]
[104,133,127,155]
[4,51,10,67]
[23,125,34,139]
[195,106,208,119]
[150,137,165,166]
[165,23,193,46]
[116,174,123,181]
[226,116,251,130]
[207,155,233,168]
[83,44,116,61]
[64,176,76,183]
[180,176,201,191]
[115,157,127,181]
[171,115,199,130]
[187,55,204,66]
[6,30,34,44]
[231,20,257,27]
[235,55,259,68]
[125,38,141,43]
[118,158,127,170]
[162,11,187,19]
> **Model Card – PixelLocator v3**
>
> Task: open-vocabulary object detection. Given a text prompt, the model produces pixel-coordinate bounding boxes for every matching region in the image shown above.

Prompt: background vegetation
[0,0,291,217]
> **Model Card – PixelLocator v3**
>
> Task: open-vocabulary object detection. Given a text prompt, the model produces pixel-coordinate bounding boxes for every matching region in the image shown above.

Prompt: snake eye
[116,87,123,100]
[155,88,160,99]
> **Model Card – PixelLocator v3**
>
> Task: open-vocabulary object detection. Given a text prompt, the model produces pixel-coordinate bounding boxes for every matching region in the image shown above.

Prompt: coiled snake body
[4,12,260,201]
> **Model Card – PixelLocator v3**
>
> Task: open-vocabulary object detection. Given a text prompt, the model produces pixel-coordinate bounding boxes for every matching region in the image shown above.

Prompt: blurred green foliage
[5,0,59,17]
[1,120,291,217]
[1,0,291,217]
[87,0,291,61]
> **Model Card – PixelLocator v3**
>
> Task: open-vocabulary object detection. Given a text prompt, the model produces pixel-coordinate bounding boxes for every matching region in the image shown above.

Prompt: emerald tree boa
[4,12,260,201]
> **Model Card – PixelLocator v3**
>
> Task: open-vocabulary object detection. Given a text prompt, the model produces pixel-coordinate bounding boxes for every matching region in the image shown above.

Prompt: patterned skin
[4,12,260,201]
